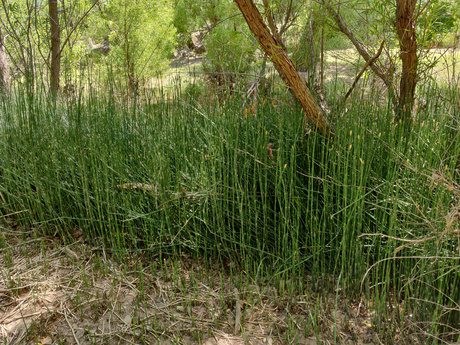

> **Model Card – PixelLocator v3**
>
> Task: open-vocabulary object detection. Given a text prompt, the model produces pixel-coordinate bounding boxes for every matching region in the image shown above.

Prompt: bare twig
[64,307,81,345]
[234,288,242,335]
[343,40,386,102]
[325,1,399,109]
[58,0,100,56]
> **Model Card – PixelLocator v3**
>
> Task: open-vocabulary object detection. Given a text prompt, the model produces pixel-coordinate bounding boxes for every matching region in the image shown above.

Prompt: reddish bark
[327,0,419,123]
[0,27,9,93]
[49,0,61,93]
[234,0,332,137]
[395,0,418,122]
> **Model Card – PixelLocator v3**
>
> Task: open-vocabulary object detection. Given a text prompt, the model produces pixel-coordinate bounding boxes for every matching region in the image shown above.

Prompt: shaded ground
[0,216,383,345]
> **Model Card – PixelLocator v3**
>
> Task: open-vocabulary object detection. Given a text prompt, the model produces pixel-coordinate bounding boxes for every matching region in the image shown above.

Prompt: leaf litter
[0,218,401,345]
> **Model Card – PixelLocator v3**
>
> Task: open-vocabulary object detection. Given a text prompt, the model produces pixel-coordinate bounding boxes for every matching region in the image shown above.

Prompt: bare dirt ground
[0,216,383,345]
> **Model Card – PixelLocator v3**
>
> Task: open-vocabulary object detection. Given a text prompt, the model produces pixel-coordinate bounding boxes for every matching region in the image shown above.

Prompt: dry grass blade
[234,288,241,335]
[115,183,156,192]
[0,231,387,344]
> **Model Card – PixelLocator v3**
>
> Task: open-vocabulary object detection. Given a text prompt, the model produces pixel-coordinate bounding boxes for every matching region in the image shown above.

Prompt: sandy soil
[0,215,383,345]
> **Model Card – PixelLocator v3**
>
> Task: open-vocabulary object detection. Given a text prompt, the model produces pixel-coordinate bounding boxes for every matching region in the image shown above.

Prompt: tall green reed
[0,78,459,340]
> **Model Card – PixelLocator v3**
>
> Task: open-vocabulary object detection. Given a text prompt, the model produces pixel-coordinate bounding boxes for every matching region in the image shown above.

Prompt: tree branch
[344,40,385,102]
[325,2,399,109]
[58,0,100,56]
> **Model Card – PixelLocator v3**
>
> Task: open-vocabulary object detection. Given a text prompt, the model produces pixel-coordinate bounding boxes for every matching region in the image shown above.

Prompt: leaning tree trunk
[49,0,61,93]
[0,26,10,94]
[233,0,332,137]
[395,0,417,122]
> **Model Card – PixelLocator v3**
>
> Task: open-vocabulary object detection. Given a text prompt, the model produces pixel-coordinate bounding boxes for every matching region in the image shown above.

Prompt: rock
[89,37,110,56]
[191,32,206,54]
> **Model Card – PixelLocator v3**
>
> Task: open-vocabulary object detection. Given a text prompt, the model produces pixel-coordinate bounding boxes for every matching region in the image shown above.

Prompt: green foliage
[172,0,204,35]
[172,1,256,86]
[201,2,255,87]
[323,0,385,47]
[418,0,459,46]
[1,0,47,85]
[172,0,231,49]
[101,0,176,86]
[203,24,255,85]
[1,0,176,89]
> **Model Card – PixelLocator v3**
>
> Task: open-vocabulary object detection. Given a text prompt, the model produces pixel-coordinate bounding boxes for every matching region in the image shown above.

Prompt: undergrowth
[1,79,459,343]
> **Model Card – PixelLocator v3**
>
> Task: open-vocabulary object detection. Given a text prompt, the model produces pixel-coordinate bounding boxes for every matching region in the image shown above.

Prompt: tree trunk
[234,0,332,137]
[306,10,317,87]
[0,26,10,94]
[49,0,61,93]
[327,0,418,124]
[320,25,324,91]
[395,0,417,122]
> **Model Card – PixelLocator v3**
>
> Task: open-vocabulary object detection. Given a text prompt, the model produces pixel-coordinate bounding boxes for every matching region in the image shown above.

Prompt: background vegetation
[1,0,460,343]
